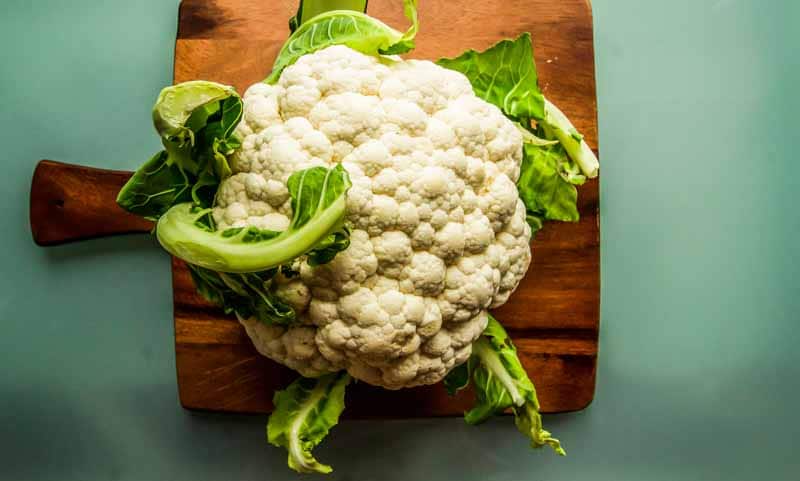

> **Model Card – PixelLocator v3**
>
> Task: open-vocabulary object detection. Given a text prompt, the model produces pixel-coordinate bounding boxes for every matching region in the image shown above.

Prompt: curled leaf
[449,315,565,455]
[267,372,352,474]
[155,165,352,273]
[266,0,419,84]
[117,81,242,220]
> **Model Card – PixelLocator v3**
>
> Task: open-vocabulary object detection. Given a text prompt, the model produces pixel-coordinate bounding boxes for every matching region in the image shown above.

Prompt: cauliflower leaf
[438,34,597,179]
[444,315,565,455]
[156,164,352,273]
[266,0,419,84]
[438,33,598,233]
[437,33,545,121]
[267,372,351,474]
[517,141,580,229]
[189,266,296,325]
[117,81,242,220]
[540,98,599,179]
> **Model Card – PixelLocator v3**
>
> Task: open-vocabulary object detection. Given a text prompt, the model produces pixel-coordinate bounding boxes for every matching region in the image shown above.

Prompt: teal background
[1,0,798,479]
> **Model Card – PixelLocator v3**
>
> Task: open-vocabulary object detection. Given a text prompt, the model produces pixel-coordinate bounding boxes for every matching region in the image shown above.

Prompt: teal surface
[1,0,798,479]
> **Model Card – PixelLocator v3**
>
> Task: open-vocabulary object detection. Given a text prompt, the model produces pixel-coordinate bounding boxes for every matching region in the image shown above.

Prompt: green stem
[290,0,369,31]
[541,98,599,178]
[155,196,346,273]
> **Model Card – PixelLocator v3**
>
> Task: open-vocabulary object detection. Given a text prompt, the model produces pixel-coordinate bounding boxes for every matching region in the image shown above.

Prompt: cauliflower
[117,3,600,470]
[214,46,531,389]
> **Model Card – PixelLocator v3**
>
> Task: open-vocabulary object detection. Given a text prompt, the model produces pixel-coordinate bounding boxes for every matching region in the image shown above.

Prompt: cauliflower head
[213,45,531,389]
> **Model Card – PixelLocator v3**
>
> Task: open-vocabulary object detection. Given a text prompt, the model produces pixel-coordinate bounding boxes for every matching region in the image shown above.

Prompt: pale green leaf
[266,0,419,84]
[454,315,565,455]
[155,165,352,273]
[117,81,242,219]
[267,372,351,474]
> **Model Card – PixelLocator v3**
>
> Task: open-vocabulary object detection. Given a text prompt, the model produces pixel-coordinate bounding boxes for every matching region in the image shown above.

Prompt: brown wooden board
[30,160,154,246]
[172,0,600,416]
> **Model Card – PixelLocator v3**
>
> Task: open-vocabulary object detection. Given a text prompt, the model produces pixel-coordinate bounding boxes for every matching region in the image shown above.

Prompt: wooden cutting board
[168,0,599,417]
[28,0,597,417]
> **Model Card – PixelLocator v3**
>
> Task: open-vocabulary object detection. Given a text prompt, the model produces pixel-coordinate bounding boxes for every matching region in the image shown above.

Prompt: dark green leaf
[281,263,301,279]
[443,362,470,396]
[240,227,282,243]
[188,264,296,325]
[189,169,219,207]
[307,226,351,266]
[525,212,544,235]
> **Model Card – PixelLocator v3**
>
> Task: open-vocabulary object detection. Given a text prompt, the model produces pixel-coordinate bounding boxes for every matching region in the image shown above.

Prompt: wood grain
[30,160,152,246]
[172,0,600,416]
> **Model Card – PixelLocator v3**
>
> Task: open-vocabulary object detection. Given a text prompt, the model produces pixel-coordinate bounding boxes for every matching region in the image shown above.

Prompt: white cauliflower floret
[216,45,531,389]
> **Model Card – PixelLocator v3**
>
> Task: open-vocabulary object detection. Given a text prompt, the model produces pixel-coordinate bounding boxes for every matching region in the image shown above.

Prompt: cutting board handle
[30,160,153,246]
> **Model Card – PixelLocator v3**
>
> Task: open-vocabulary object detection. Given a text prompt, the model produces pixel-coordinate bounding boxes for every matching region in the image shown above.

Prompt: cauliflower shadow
[35,234,161,266]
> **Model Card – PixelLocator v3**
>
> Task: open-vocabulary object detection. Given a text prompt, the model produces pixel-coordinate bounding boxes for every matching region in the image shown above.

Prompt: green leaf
[307,226,351,266]
[115,151,192,221]
[525,213,544,234]
[437,35,598,178]
[514,125,579,231]
[515,123,557,147]
[437,33,544,121]
[455,315,565,455]
[117,81,243,219]
[517,141,580,224]
[437,33,591,227]
[289,0,370,32]
[152,81,237,142]
[266,0,419,84]
[267,372,352,474]
[378,0,418,55]
[463,318,529,425]
[514,399,566,456]
[155,165,352,273]
[443,362,470,396]
[188,265,296,325]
